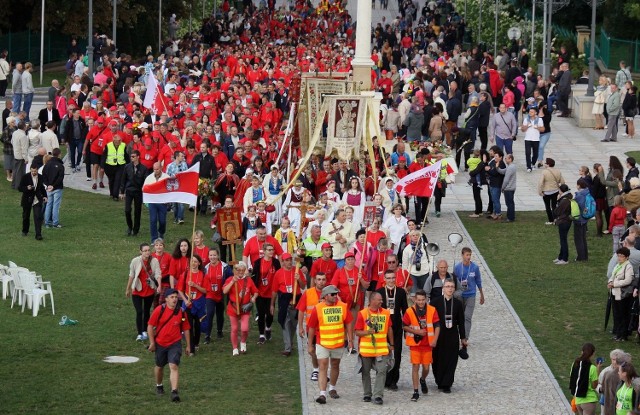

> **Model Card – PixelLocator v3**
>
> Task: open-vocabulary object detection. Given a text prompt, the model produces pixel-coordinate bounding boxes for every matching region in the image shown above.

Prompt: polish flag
[143,75,169,114]
[143,162,200,205]
[394,160,442,197]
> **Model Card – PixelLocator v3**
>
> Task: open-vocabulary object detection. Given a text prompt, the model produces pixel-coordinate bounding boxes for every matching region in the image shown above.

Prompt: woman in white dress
[342,176,366,225]
[382,203,409,254]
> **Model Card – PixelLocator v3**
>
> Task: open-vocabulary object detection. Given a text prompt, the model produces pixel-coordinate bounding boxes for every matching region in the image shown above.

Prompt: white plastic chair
[20,272,55,317]
[7,261,17,268]
[10,269,26,308]
[0,265,13,300]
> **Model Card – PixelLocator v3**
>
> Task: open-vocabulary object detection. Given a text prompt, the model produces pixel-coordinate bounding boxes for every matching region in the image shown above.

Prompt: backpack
[581,193,596,219]
[570,199,581,221]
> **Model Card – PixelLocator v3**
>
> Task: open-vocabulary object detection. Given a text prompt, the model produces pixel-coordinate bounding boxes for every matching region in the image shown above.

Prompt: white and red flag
[394,160,442,197]
[143,73,169,114]
[143,162,200,205]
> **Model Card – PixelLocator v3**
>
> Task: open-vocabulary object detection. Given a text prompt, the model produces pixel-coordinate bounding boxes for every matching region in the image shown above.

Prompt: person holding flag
[143,162,170,243]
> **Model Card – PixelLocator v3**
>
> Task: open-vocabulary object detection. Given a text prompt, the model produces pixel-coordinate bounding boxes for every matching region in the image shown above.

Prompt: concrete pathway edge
[452,211,572,413]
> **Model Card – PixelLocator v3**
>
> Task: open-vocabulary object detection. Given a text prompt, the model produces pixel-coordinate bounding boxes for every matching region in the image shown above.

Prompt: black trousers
[478,126,488,150]
[187,307,202,352]
[125,191,143,233]
[205,299,225,336]
[132,294,154,335]
[414,196,429,223]
[256,296,274,335]
[385,321,404,387]
[472,185,483,214]
[543,193,558,223]
[0,79,7,97]
[574,222,588,261]
[104,165,125,199]
[22,203,43,237]
[613,296,633,339]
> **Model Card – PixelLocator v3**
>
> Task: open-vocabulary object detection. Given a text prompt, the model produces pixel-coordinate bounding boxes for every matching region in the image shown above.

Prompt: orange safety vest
[404,305,436,347]
[358,307,390,357]
[316,301,348,349]
[304,288,321,326]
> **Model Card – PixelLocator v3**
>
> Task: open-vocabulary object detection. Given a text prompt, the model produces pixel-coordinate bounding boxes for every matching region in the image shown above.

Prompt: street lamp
[581,0,604,96]
[88,0,94,77]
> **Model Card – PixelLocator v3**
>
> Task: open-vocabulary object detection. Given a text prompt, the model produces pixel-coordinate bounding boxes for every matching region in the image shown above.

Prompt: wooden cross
[222,226,242,265]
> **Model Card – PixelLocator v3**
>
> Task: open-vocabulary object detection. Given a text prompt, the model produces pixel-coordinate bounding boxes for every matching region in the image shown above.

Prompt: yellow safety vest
[316,301,348,349]
[105,142,126,166]
[358,307,390,357]
[404,305,436,347]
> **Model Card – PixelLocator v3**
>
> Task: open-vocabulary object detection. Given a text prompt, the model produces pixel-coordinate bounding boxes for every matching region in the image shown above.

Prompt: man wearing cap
[143,162,170,243]
[139,134,159,170]
[101,133,128,201]
[322,209,356,268]
[306,283,353,404]
[147,288,191,402]
[378,269,409,391]
[297,272,328,380]
[191,142,217,214]
[84,116,110,190]
[355,291,394,405]
[310,242,338,284]
[270,252,306,356]
[120,149,149,236]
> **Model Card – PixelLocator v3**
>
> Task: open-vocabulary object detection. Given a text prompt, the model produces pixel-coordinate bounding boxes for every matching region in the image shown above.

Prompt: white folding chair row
[19,271,55,317]
[0,265,12,300]
[9,267,37,307]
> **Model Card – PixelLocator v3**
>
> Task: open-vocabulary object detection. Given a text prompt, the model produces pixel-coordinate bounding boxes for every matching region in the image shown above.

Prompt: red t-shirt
[169,256,189,286]
[395,268,412,289]
[132,258,156,297]
[204,261,226,302]
[139,146,158,169]
[242,236,284,265]
[366,231,387,248]
[152,251,172,287]
[331,267,360,306]
[224,277,258,317]
[255,258,278,298]
[193,245,210,267]
[178,269,206,303]
[272,267,306,296]
[309,258,338,283]
[148,304,191,347]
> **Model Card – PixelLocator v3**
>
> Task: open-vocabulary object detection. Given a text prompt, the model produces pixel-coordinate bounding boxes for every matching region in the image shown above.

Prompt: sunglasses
[386,261,396,264]
[328,293,338,297]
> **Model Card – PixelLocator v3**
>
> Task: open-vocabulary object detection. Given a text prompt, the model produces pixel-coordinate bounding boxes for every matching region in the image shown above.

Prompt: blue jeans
[503,190,515,221]
[148,203,167,243]
[538,133,551,162]
[12,93,22,113]
[173,203,185,222]
[495,135,513,155]
[489,186,502,215]
[68,139,84,168]
[45,188,63,226]
[22,93,34,121]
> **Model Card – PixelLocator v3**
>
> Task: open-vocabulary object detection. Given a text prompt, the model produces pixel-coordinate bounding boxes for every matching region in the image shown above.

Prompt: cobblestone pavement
[300,211,571,415]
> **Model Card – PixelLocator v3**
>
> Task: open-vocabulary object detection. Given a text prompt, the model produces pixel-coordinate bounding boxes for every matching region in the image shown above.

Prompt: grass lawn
[460,211,635,399]
[0,175,301,414]
[627,151,640,162]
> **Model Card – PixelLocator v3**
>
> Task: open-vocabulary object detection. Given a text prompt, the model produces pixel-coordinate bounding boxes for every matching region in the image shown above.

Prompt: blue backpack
[580,193,596,220]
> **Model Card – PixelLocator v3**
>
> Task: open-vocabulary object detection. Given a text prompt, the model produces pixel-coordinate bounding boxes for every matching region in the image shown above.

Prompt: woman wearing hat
[552,184,573,265]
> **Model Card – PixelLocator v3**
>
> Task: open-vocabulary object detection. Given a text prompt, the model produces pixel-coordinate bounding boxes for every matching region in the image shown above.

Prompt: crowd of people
[1,0,640,407]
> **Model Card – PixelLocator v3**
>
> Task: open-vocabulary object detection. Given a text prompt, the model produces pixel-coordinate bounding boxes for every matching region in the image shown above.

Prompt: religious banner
[217,207,243,241]
[363,202,377,228]
[325,95,368,160]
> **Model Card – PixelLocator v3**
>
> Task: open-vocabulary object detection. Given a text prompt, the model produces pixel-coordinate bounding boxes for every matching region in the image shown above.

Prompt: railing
[0,30,86,65]
[598,28,639,71]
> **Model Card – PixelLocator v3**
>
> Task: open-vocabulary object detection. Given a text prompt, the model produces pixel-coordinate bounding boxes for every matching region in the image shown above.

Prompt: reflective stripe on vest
[404,305,436,347]
[358,308,390,357]
[105,142,126,166]
[304,288,321,326]
[316,301,347,349]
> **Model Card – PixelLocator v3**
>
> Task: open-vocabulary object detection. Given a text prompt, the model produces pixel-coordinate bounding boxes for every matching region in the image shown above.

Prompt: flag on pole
[394,160,442,197]
[143,162,200,205]
[143,73,159,110]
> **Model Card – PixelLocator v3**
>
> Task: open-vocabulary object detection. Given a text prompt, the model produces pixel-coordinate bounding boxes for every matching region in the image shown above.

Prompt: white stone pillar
[352,0,373,91]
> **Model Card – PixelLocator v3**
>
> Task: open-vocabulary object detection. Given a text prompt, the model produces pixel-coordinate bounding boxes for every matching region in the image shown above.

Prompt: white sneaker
[141,331,149,340]
[555,260,568,265]
[553,258,560,263]
[622,133,629,137]
[232,348,239,356]
[545,222,554,225]
[136,334,143,341]
[240,342,247,353]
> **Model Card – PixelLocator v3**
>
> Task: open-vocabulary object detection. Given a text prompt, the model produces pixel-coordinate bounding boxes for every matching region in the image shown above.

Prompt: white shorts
[316,344,345,360]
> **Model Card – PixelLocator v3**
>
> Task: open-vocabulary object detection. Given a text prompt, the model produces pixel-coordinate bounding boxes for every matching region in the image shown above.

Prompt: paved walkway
[299,211,570,414]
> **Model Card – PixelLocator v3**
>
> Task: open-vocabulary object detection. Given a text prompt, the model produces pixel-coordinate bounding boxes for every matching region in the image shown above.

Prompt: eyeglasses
[328,293,338,297]
[386,261,396,264]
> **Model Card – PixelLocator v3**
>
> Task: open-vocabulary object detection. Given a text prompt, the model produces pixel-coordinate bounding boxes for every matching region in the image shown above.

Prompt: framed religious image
[363,202,377,228]
[218,207,243,241]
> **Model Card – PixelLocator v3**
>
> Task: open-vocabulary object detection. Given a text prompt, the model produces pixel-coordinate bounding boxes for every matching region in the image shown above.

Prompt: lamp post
[40,0,44,85]
[112,0,117,55]
[494,0,499,56]
[87,0,94,78]
[158,0,162,54]
[582,0,604,96]
[531,0,535,53]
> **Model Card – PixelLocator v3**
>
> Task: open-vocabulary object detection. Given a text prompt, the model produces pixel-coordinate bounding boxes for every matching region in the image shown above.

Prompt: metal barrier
[0,30,86,65]
[598,28,639,71]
